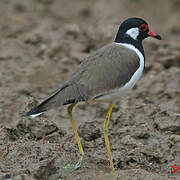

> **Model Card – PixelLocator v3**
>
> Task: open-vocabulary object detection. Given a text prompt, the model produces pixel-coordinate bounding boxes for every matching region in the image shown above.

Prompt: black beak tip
[155,34,162,40]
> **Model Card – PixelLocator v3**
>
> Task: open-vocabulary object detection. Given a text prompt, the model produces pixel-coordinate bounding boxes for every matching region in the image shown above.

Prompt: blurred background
[0,0,179,179]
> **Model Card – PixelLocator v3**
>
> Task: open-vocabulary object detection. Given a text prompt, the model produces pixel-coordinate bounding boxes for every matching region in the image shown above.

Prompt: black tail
[26,83,88,117]
[26,105,46,117]
[26,86,66,117]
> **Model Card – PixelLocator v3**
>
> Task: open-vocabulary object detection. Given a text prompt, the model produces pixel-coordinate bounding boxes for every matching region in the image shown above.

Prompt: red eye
[139,24,149,32]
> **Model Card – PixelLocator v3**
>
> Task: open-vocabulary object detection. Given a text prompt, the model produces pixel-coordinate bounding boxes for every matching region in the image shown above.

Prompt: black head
[115,17,161,42]
[115,17,161,56]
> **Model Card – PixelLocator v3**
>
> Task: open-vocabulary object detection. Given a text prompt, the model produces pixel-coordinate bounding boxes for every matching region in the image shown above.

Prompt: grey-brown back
[28,43,140,113]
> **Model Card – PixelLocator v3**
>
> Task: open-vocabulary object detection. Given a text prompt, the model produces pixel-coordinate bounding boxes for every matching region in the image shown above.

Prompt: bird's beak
[148,30,162,40]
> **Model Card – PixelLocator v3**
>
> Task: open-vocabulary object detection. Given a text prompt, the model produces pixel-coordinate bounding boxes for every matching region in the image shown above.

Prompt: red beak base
[148,30,161,40]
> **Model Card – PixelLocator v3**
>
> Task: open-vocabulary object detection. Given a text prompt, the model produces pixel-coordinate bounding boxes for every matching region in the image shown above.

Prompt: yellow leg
[102,103,114,171]
[67,103,84,170]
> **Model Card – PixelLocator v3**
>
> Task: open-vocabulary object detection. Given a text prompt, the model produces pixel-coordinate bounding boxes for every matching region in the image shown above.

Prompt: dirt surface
[0,0,180,179]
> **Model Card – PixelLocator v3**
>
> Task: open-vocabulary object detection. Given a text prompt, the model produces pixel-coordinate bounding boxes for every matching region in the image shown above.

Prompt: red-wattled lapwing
[27,17,161,171]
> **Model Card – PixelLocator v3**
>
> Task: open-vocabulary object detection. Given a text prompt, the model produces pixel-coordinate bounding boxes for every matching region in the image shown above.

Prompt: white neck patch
[115,42,144,89]
[126,27,139,40]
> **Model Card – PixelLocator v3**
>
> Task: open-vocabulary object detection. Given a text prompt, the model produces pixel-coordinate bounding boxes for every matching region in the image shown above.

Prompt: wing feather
[27,43,140,116]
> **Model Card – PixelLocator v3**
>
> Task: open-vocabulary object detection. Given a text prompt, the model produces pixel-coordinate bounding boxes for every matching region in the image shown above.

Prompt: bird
[26,17,161,171]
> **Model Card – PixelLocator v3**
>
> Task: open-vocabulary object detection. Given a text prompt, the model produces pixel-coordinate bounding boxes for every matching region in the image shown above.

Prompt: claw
[74,156,83,170]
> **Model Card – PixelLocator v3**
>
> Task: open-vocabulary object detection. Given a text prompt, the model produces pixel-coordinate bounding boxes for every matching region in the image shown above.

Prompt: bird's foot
[74,155,83,170]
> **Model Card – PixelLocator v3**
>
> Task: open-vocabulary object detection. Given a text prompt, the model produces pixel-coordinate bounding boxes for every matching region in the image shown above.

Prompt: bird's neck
[114,33,145,57]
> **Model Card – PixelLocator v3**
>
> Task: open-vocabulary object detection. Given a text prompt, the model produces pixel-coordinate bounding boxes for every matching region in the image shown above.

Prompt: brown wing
[66,42,140,99]
[27,43,140,115]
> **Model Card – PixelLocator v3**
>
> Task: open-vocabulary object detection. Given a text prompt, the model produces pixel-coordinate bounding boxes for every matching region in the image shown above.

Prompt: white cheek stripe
[126,27,139,40]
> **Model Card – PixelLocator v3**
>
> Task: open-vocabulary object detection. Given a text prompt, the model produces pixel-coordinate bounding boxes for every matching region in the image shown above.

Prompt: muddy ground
[0,0,180,179]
